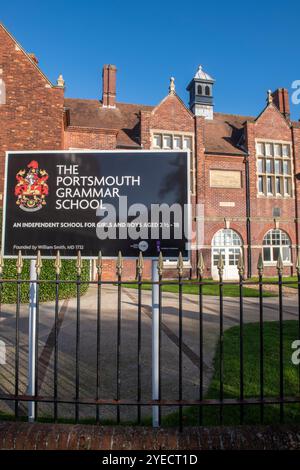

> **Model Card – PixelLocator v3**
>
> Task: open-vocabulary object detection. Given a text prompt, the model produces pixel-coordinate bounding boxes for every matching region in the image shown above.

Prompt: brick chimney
[102,64,117,108]
[272,88,290,119]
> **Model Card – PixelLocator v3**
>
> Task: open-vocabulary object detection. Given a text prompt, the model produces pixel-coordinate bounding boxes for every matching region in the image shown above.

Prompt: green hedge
[1,259,90,303]
[0,208,90,303]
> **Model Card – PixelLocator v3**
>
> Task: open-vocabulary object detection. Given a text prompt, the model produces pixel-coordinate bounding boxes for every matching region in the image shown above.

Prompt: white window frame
[262,229,292,265]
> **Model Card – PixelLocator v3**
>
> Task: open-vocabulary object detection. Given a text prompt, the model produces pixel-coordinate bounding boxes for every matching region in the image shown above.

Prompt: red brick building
[1,22,300,279]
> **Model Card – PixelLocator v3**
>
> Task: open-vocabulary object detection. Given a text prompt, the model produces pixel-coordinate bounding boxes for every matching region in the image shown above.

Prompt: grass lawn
[122,280,275,297]
[251,276,299,290]
[163,320,300,426]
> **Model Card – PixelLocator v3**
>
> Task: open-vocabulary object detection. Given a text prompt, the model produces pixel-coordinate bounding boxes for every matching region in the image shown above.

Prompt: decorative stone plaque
[210,170,241,188]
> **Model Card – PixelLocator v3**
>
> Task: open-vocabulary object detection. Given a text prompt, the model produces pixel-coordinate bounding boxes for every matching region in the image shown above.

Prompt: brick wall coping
[0,422,300,450]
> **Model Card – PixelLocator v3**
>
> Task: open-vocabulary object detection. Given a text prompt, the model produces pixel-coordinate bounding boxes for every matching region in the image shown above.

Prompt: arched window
[0,78,6,105]
[263,229,291,263]
[205,85,210,96]
[197,85,202,95]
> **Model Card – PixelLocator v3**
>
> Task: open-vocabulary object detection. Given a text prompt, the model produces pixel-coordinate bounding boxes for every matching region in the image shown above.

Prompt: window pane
[265,143,273,156]
[266,159,272,173]
[267,176,273,194]
[273,247,280,261]
[263,247,271,261]
[284,178,290,195]
[153,134,162,148]
[257,143,264,155]
[276,177,281,194]
[163,135,172,149]
[275,160,281,174]
[282,145,290,157]
[183,137,192,150]
[257,159,264,173]
[274,144,282,157]
[283,161,290,175]
[258,176,264,193]
[173,136,181,149]
[282,246,290,262]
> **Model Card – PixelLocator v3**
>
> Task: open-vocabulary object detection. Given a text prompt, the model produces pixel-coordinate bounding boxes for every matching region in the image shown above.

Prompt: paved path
[0,286,298,422]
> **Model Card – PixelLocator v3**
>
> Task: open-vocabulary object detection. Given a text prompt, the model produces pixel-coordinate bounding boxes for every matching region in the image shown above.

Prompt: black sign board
[2,151,190,258]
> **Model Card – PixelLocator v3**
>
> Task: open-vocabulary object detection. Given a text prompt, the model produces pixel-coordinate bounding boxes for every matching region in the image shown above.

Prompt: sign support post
[28,259,37,422]
[152,259,159,427]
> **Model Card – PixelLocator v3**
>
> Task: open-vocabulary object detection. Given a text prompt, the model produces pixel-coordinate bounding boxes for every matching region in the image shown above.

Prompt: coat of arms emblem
[15,160,49,211]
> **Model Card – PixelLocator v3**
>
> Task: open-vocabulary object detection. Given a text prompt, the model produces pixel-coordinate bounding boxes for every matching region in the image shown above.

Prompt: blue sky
[1,0,300,119]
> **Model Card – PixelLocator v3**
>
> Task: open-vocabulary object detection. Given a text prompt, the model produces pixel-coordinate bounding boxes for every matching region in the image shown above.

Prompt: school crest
[15,160,49,211]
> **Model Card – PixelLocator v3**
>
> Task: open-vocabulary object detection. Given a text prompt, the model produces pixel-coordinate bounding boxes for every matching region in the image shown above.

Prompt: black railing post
[75,251,82,423]
[34,251,42,420]
[96,251,103,424]
[177,253,184,431]
[157,252,163,427]
[116,251,123,424]
[257,253,264,423]
[237,252,245,424]
[277,254,284,423]
[197,252,205,426]
[136,252,143,425]
[54,251,61,423]
[15,251,23,419]
[217,252,224,425]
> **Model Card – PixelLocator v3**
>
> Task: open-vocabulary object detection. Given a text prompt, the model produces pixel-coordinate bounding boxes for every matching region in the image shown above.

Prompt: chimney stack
[272,88,290,119]
[102,64,117,108]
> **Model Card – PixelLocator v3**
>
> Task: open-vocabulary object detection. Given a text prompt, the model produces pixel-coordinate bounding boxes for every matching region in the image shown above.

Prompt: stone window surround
[150,129,195,194]
[255,138,294,199]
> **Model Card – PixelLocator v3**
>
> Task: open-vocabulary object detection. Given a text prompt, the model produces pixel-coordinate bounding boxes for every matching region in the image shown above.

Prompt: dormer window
[205,85,210,96]
[0,69,5,104]
[197,85,203,95]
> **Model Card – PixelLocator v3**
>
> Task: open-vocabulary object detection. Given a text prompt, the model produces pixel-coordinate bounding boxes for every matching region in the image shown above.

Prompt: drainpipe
[244,153,252,278]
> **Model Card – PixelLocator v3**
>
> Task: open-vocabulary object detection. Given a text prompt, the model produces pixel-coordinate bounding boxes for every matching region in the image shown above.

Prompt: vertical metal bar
[152,260,159,427]
[239,272,244,424]
[278,268,284,423]
[116,251,123,424]
[116,272,121,424]
[158,269,162,426]
[198,272,203,425]
[96,274,101,425]
[54,272,59,422]
[28,259,37,422]
[178,272,183,431]
[259,270,264,424]
[75,272,81,423]
[15,271,21,419]
[218,254,224,425]
[137,270,142,424]
[34,268,40,420]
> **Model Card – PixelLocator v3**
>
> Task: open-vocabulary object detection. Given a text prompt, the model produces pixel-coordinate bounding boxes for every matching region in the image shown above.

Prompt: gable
[254,104,291,140]
[151,94,194,132]
[0,23,54,88]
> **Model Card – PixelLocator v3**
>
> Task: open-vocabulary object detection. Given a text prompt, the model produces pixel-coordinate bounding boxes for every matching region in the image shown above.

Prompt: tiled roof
[64,98,153,148]
[204,112,254,155]
[64,98,255,154]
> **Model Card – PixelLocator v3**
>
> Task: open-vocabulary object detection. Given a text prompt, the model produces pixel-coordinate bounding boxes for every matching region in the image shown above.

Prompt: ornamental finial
[57,74,65,88]
[267,89,273,104]
[169,76,175,95]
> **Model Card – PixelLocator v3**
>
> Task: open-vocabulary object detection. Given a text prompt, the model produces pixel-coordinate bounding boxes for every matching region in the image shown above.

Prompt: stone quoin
[0,22,300,280]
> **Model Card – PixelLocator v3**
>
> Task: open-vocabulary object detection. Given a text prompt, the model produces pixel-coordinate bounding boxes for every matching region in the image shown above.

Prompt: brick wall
[0,25,64,196]
[64,128,117,150]
[0,421,300,450]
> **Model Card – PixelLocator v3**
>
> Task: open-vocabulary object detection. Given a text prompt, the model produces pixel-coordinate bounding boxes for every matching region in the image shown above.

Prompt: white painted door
[211,229,242,280]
